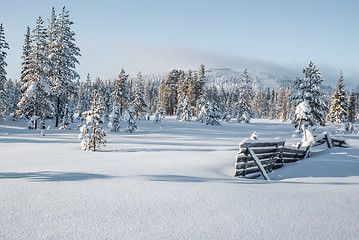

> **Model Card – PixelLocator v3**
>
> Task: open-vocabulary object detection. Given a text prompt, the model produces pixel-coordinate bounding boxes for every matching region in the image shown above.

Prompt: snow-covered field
[1,118,359,240]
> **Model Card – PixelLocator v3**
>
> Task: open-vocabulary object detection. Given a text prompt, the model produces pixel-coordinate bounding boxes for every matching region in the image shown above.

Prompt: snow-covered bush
[294,101,315,147]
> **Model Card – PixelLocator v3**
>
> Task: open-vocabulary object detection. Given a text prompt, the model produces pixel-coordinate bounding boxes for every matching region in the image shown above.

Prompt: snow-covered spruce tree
[252,78,262,118]
[108,103,121,132]
[348,89,356,123]
[124,103,137,133]
[49,7,81,127]
[268,89,277,119]
[78,90,106,151]
[0,23,9,123]
[176,96,192,121]
[133,72,148,120]
[164,69,180,115]
[205,100,221,126]
[17,17,54,129]
[59,103,71,130]
[4,79,19,120]
[176,71,192,121]
[291,61,327,126]
[197,95,221,126]
[102,80,113,120]
[236,69,253,123]
[328,71,348,123]
[159,78,169,115]
[196,64,206,99]
[20,26,31,94]
[196,94,208,123]
[84,73,93,110]
[112,68,129,117]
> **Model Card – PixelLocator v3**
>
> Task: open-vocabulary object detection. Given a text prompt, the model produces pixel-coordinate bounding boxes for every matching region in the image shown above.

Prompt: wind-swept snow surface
[1,118,359,239]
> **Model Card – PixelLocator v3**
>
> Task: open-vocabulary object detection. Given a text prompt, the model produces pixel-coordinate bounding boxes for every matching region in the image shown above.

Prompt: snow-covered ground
[1,118,359,239]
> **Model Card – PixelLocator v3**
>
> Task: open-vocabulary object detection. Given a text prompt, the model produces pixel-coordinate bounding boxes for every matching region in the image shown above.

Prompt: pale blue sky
[1,0,358,87]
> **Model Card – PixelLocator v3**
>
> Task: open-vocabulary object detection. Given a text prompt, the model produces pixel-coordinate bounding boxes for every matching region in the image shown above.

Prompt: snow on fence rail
[234,133,348,180]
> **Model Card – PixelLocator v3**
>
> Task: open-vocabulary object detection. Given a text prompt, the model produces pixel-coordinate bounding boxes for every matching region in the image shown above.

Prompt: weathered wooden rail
[234,133,348,180]
[234,140,307,180]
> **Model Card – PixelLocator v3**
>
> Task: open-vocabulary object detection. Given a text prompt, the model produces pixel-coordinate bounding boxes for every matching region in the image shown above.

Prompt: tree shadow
[0,171,114,182]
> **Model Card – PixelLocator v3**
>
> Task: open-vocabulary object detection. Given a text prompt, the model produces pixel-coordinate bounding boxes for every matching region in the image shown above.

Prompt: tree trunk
[55,97,60,127]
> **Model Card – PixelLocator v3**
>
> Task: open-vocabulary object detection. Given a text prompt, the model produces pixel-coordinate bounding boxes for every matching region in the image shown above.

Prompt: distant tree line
[0,9,358,131]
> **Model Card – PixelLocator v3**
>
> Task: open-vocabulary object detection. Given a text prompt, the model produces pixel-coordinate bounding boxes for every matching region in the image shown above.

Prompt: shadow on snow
[0,171,114,182]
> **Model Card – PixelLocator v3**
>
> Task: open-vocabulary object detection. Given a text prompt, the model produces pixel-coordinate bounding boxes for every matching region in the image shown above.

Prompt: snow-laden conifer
[236,69,253,123]
[49,7,81,127]
[108,103,121,132]
[348,89,356,124]
[125,103,137,133]
[59,103,71,130]
[197,95,221,126]
[20,26,31,94]
[112,68,129,117]
[328,72,348,123]
[0,23,9,123]
[176,96,192,121]
[291,61,327,126]
[17,17,54,129]
[78,90,106,151]
[133,72,148,120]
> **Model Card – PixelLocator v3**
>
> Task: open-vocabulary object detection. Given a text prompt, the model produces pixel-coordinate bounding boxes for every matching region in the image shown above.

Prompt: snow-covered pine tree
[49,7,81,127]
[187,71,196,114]
[78,90,106,151]
[177,71,187,103]
[251,78,261,118]
[197,94,221,126]
[159,78,169,115]
[84,73,93,110]
[125,103,137,133]
[268,89,277,119]
[348,89,356,123]
[196,64,206,99]
[133,72,148,120]
[236,69,253,123]
[176,71,192,121]
[205,100,221,126]
[328,71,348,123]
[20,26,31,95]
[164,69,180,115]
[112,68,129,117]
[291,61,327,126]
[108,103,121,132]
[261,88,270,118]
[103,79,113,120]
[4,79,18,119]
[176,97,184,120]
[196,95,207,123]
[59,103,71,129]
[218,86,230,121]
[17,17,54,129]
[181,96,192,121]
[0,23,9,123]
